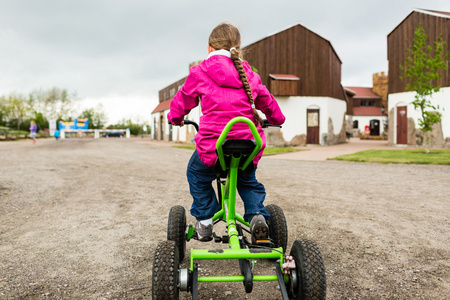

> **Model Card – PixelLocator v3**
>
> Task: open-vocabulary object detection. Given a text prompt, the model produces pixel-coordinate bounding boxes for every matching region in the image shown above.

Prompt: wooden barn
[243,24,347,145]
[387,8,450,147]
[151,23,348,145]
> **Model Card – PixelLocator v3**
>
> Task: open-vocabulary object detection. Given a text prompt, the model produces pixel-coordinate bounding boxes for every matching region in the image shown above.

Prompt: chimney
[189,61,203,72]
[373,72,388,114]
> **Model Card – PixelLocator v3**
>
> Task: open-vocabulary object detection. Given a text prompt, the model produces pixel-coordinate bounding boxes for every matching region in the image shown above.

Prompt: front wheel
[288,239,326,300]
[152,240,180,300]
[266,204,288,253]
[167,205,186,262]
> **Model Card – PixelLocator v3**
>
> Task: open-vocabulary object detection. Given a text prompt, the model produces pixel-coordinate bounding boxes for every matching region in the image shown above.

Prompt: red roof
[353,107,383,116]
[269,74,300,80]
[344,87,380,99]
[152,98,172,113]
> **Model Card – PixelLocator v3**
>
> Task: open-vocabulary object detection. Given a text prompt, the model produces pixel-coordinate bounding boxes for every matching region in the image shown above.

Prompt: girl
[29,121,38,144]
[168,22,285,242]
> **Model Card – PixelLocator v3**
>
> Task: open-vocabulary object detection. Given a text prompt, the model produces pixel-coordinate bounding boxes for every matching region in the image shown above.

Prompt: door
[369,119,380,136]
[307,109,320,144]
[153,117,157,140]
[396,106,407,144]
[159,115,164,141]
[168,123,172,142]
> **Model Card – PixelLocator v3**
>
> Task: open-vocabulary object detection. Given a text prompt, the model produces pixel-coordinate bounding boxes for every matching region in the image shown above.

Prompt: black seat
[215,139,257,178]
[222,139,257,155]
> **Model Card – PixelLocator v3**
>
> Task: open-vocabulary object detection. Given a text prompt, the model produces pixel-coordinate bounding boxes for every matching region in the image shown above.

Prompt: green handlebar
[216,117,263,172]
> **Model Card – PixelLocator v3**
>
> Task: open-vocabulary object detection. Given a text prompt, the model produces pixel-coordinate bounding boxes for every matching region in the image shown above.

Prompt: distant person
[29,121,37,144]
[54,129,60,141]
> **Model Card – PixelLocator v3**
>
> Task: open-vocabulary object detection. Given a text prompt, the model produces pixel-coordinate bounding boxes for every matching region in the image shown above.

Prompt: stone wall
[388,108,395,145]
[411,120,445,148]
[266,116,348,147]
[265,127,287,147]
[324,117,347,145]
[289,134,306,146]
[389,107,446,147]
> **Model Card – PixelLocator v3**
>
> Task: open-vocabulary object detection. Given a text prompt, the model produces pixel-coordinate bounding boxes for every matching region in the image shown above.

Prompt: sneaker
[250,214,269,244]
[195,221,213,242]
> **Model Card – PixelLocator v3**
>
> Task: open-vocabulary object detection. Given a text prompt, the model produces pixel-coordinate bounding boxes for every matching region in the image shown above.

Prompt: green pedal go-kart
[152,117,326,299]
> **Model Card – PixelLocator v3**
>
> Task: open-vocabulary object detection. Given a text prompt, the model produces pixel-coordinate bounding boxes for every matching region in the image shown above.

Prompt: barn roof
[388,8,450,36]
[244,23,342,64]
[152,98,172,113]
[344,87,381,99]
[414,8,450,18]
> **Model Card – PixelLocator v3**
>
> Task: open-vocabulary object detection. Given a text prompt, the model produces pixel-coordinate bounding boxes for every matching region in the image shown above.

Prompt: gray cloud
[1,0,449,122]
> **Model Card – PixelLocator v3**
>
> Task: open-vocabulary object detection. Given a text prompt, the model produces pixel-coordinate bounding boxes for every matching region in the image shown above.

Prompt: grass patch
[173,145,304,155]
[331,149,450,165]
[262,147,304,155]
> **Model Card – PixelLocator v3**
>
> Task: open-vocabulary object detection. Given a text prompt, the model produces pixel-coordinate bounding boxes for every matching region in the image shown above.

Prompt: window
[353,120,359,129]
[169,88,176,98]
[361,100,376,107]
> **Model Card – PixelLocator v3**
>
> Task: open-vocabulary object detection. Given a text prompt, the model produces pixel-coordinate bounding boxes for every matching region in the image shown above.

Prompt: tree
[108,118,145,136]
[0,88,78,133]
[0,95,7,127]
[400,23,448,153]
[33,112,49,132]
[79,104,108,129]
[1,94,30,130]
[29,87,77,121]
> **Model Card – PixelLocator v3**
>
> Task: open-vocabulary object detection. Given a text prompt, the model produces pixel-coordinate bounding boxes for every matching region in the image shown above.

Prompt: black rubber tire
[167,205,186,262]
[288,239,326,300]
[266,204,288,253]
[152,240,180,300]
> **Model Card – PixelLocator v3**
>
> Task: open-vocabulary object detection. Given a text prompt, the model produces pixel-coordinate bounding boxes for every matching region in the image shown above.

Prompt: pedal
[253,239,274,248]
[214,233,222,243]
[192,230,214,242]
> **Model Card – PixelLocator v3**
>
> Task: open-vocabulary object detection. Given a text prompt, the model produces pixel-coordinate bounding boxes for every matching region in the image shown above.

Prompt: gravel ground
[0,138,448,299]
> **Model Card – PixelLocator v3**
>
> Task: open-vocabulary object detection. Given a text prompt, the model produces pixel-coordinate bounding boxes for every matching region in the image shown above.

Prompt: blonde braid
[230,48,264,126]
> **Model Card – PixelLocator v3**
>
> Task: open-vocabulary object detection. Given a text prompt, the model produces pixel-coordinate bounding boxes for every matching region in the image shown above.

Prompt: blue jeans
[187,150,269,223]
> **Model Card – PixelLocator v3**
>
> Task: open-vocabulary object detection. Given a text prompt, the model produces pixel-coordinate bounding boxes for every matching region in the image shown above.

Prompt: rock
[290,134,306,146]
[265,128,286,147]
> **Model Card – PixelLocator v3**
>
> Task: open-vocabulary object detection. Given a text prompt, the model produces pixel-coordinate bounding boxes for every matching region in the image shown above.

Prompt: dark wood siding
[158,77,187,102]
[388,11,450,94]
[243,24,345,101]
[270,79,299,96]
[345,92,354,115]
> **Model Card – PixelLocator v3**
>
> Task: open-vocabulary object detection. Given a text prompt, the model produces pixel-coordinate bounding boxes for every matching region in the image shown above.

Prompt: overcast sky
[1,0,449,124]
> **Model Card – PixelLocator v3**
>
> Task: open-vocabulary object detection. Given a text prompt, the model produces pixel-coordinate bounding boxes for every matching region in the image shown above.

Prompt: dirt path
[0,138,448,299]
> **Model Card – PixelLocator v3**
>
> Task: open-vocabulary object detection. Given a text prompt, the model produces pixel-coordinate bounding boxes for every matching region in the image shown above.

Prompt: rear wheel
[266,204,288,253]
[288,239,326,300]
[167,205,186,262]
[152,240,180,300]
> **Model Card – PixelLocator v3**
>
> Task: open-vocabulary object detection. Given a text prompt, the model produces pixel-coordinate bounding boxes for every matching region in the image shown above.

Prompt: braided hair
[208,23,264,126]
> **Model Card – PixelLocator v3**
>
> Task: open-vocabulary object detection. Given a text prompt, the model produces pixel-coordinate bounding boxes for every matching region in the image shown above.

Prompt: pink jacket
[168,52,285,167]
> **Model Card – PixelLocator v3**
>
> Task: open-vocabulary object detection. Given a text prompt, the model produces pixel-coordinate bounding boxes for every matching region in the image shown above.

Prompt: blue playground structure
[58,118,89,131]
[57,118,130,139]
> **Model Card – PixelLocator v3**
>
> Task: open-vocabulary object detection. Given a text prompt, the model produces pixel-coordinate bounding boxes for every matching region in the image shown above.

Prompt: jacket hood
[200,53,244,89]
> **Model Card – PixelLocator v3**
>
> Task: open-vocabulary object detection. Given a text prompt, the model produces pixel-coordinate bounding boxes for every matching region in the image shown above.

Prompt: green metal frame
[189,117,284,283]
